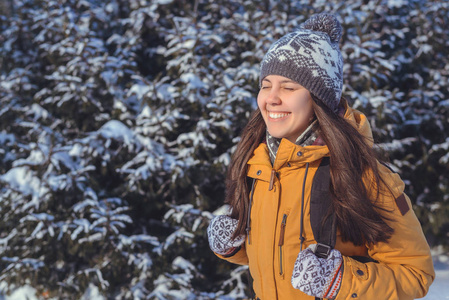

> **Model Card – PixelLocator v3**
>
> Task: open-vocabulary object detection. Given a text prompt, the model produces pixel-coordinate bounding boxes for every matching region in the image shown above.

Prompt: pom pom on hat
[300,13,342,44]
[260,12,344,111]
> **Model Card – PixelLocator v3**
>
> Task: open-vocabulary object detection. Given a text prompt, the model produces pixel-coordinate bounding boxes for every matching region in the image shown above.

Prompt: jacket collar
[248,139,329,172]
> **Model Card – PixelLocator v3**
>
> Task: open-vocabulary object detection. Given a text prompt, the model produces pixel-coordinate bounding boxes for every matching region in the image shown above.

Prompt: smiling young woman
[207,12,435,300]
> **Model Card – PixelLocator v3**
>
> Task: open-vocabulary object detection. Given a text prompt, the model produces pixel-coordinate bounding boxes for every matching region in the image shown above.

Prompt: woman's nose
[266,89,281,105]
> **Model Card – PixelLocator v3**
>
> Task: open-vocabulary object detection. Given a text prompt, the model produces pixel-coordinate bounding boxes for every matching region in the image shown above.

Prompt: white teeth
[268,112,290,119]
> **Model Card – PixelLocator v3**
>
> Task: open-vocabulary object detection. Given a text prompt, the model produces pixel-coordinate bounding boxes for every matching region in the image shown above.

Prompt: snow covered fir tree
[0,0,448,298]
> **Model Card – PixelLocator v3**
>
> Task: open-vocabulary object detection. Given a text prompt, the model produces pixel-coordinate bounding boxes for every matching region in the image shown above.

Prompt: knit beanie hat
[260,13,344,111]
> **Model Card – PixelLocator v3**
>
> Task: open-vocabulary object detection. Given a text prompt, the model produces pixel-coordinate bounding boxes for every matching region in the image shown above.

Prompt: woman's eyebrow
[262,79,299,84]
[280,80,299,84]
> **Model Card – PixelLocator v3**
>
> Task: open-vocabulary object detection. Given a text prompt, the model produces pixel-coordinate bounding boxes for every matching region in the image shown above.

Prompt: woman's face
[257,75,314,143]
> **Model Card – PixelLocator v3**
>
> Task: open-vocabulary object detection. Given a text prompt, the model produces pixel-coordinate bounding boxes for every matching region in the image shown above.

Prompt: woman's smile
[267,111,291,120]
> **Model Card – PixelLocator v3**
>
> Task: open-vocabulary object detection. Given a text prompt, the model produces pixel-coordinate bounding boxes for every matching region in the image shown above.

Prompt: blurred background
[0,0,448,299]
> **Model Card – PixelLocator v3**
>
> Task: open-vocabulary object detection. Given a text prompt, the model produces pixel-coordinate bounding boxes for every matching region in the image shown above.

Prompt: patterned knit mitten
[207,215,245,255]
[291,245,343,299]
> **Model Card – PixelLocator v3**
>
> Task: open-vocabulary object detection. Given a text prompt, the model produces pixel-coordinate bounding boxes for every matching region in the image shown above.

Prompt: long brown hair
[226,96,394,246]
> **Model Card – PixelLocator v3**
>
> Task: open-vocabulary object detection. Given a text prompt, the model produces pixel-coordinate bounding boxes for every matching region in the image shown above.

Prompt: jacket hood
[342,101,375,147]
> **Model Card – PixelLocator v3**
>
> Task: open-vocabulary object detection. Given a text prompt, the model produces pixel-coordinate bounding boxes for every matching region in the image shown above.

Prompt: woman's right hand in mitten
[207,215,246,255]
[291,245,343,300]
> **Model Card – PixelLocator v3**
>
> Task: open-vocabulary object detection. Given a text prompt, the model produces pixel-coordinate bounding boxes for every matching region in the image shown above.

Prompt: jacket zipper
[299,162,309,251]
[278,213,288,276]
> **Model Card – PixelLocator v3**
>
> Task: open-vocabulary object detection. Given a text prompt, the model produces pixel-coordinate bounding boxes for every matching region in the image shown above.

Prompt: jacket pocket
[278,213,288,278]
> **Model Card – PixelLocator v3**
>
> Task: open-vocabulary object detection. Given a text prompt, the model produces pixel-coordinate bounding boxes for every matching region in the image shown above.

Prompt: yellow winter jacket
[216,106,435,299]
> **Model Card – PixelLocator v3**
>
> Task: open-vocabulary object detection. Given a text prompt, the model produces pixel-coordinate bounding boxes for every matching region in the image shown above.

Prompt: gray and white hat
[260,13,344,111]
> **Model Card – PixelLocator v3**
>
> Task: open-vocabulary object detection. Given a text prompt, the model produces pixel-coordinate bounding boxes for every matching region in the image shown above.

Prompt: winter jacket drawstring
[299,162,309,251]
[246,178,256,245]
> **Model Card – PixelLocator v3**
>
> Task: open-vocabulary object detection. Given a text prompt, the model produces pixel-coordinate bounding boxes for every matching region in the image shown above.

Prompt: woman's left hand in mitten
[291,244,343,300]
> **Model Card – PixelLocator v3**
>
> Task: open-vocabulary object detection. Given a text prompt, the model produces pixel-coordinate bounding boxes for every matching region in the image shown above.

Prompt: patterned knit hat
[260,13,343,111]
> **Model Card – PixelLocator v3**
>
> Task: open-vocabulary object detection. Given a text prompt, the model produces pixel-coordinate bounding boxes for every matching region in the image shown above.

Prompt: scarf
[266,120,322,165]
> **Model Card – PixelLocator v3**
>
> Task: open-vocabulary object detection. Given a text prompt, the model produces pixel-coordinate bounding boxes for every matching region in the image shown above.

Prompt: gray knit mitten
[291,245,343,299]
[207,215,245,255]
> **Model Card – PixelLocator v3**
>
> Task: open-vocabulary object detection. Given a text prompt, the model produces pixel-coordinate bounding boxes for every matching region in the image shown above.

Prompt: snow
[81,284,106,300]
[1,167,41,198]
[424,269,449,299]
[0,132,15,145]
[213,205,231,216]
[1,285,38,300]
[97,120,137,148]
[180,73,206,89]
[423,250,449,300]
[117,234,159,249]
[0,284,106,300]
[128,82,151,99]
[387,0,407,8]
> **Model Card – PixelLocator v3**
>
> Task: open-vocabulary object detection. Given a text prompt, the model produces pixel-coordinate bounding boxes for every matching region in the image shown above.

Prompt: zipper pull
[278,214,288,246]
[269,169,276,191]
[279,214,288,276]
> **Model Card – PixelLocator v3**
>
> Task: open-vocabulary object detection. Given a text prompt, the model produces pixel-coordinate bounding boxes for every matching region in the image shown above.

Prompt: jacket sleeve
[214,244,249,265]
[336,164,435,300]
